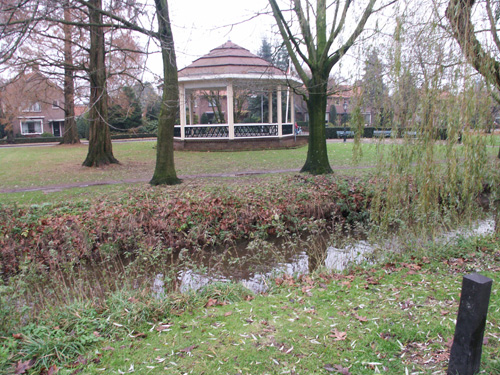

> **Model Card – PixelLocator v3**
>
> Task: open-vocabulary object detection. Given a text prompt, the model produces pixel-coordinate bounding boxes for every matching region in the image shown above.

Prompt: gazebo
[174,41,306,151]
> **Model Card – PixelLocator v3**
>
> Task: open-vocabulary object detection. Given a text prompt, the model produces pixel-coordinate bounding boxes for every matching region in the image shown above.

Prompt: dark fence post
[447,273,493,375]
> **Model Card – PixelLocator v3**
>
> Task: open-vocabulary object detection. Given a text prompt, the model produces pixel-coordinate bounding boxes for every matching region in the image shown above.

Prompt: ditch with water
[154,218,496,296]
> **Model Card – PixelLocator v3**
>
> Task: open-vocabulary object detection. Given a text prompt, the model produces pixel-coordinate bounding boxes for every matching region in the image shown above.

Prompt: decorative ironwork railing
[174,124,229,138]
[174,123,294,139]
[235,124,277,137]
[282,124,293,135]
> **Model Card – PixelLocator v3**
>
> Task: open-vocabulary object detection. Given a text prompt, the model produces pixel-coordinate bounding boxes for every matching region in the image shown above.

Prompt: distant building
[327,85,373,126]
[0,69,65,137]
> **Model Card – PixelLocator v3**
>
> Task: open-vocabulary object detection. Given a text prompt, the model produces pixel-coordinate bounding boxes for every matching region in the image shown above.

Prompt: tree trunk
[301,73,333,174]
[150,0,180,185]
[61,3,80,145]
[82,0,118,167]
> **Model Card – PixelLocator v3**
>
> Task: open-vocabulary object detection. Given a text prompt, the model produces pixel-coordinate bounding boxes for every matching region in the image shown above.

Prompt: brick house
[0,69,65,138]
[327,85,373,126]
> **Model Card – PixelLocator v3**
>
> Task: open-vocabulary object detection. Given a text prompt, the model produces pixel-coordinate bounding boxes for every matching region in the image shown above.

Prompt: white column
[188,94,193,125]
[277,85,282,137]
[291,91,295,126]
[179,84,186,140]
[227,82,235,139]
[268,89,273,124]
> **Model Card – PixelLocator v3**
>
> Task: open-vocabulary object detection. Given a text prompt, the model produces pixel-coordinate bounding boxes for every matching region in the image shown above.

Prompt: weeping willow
[364,6,499,236]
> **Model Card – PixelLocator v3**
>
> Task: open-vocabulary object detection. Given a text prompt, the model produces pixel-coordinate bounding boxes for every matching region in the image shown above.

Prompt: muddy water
[171,219,495,294]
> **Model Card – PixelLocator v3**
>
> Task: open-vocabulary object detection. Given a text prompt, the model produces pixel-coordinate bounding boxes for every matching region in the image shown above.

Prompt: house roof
[178,41,301,89]
[179,41,285,78]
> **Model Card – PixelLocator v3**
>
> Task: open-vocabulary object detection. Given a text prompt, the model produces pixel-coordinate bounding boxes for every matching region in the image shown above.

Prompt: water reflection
[175,219,495,294]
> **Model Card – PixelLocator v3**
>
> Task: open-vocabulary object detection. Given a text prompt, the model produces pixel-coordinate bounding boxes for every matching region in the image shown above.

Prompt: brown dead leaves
[324,363,351,374]
[400,339,450,367]
[204,298,228,308]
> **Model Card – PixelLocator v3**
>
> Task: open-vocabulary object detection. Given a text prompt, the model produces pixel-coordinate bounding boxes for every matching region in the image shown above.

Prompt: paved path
[0,165,375,194]
[0,138,156,148]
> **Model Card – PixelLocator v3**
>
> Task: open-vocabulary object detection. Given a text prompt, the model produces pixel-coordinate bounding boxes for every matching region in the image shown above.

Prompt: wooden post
[447,273,493,375]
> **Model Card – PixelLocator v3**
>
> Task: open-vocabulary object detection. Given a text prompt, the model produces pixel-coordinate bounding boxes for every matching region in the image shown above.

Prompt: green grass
[0,141,382,190]
[1,139,498,190]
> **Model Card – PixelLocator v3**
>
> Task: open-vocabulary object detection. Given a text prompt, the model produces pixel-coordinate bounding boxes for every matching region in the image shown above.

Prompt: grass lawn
[1,138,498,191]
[0,141,381,190]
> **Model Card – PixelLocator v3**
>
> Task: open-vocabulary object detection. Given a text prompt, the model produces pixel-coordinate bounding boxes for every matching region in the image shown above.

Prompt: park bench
[373,130,392,138]
[336,130,354,138]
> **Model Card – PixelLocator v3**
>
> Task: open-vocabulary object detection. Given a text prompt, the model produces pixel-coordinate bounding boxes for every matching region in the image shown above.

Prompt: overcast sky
[142,0,276,78]
[138,0,394,84]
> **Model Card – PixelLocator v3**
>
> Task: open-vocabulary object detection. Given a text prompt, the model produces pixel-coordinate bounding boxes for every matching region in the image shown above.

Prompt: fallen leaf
[354,313,368,322]
[365,276,379,285]
[12,333,22,340]
[324,363,351,374]
[93,331,101,337]
[47,365,58,375]
[14,359,35,374]
[330,329,347,341]
[205,298,218,308]
[224,311,232,317]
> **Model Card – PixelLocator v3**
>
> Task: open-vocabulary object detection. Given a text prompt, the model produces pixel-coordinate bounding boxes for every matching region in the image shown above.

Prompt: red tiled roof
[178,41,284,78]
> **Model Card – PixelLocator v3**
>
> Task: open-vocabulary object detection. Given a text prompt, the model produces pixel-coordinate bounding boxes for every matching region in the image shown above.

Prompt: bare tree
[62,1,79,144]
[81,0,118,166]
[268,0,377,174]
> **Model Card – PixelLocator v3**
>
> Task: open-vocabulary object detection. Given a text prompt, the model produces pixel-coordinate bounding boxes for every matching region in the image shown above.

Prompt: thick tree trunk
[301,74,333,174]
[82,0,118,167]
[150,0,180,185]
[61,4,80,145]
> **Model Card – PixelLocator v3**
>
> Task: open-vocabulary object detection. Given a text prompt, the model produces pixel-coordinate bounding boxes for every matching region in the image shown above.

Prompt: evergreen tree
[362,48,386,127]
[258,38,273,63]
[108,86,143,130]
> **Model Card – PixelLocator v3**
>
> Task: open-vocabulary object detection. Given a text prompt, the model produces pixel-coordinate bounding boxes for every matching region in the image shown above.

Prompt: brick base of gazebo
[174,135,308,152]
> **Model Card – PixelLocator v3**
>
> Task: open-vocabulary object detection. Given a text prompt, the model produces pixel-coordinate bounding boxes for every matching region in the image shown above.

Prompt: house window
[23,102,41,112]
[52,100,59,109]
[21,120,43,134]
